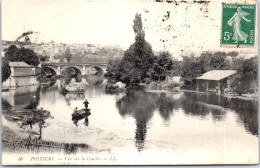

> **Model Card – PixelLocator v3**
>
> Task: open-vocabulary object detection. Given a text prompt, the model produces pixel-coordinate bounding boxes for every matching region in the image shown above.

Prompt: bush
[2,58,11,83]
[5,45,40,67]
[167,82,181,89]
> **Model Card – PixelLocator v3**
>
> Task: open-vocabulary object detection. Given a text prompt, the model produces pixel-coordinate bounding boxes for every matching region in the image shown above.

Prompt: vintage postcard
[1,0,258,165]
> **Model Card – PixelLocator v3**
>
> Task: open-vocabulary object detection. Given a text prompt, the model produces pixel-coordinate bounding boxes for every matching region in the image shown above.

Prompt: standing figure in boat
[71,101,91,127]
[83,99,89,109]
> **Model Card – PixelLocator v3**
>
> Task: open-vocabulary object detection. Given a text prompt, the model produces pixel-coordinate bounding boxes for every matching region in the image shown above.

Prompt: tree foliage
[104,59,122,83]
[65,47,72,62]
[181,51,231,85]
[105,13,155,85]
[38,50,50,62]
[2,58,11,83]
[5,45,40,66]
[230,56,258,95]
[149,51,173,81]
[181,56,202,84]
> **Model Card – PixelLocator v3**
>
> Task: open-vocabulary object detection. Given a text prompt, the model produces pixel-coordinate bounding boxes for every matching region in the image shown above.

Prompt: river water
[2,79,258,164]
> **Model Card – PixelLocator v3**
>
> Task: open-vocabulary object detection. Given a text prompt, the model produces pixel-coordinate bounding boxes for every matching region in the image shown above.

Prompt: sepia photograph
[1,0,258,165]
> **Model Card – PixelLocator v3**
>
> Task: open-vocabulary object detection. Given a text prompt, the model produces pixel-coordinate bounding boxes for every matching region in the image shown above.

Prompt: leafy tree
[227,51,238,58]
[230,56,258,95]
[171,60,182,76]
[123,14,154,84]
[5,45,40,66]
[181,56,202,85]
[4,45,19,61]
[210,52,228,70]
[2,58,11,83]
[105,13,154,86]
[149,51,173,81]
[65,47,72,62]
[199,52,212,73]
[38,50,50,62]
[104,59,122,83]
[17,47,40,66]
[53,54,64,62]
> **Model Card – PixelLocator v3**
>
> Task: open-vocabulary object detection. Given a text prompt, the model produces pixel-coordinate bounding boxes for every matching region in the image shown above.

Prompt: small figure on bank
[37,107,44,114]
[20,116,33,129]
[38,117,45,139]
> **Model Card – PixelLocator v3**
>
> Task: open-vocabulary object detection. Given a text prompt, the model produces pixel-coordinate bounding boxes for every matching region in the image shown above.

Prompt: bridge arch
[61,66,82,82]
[90,66,105,76]
[42,66,57,78]
[61,66,82,76]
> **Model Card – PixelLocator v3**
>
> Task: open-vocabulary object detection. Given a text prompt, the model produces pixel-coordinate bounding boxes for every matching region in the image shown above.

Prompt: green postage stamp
[221,4,256,46]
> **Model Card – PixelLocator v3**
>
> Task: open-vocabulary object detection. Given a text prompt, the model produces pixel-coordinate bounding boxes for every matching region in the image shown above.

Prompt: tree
[230,56,258,95]
[149,51,173,81]
[181,56,202,85]
[105,13,154,85]
[65,47,72,62]
[199,52,212,73]
[104,59,122,83]
[5,45,40,67]
[38,50,50,62]
[2,58,11,83]
[171,60,182,76]
[210,52,228,70]
[119,13,154,85]
[4,45,19,62]
[17,47,40,66]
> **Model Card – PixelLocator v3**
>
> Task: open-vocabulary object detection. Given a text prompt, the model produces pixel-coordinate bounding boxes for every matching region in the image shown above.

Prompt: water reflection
[116,90,156,151]
[24,86,41,109]
[2,78,258,156]
[157,93,180,121]
[116,90,258,151]
[182,92,258,135]
[2,85,40,108]
[116,90,182,151]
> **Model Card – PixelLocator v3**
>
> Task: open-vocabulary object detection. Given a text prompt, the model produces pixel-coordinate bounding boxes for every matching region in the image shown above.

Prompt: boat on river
[72,109,91,118]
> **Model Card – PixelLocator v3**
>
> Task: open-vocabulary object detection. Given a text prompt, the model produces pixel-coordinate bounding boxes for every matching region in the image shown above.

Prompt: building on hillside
[2,62,41,88]
[196,70,237,94]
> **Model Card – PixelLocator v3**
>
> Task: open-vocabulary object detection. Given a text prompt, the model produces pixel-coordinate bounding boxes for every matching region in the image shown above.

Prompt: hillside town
[2,39,124,63]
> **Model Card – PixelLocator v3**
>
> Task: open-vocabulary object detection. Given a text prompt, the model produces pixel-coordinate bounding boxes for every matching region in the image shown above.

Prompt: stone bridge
[41,62,108,76]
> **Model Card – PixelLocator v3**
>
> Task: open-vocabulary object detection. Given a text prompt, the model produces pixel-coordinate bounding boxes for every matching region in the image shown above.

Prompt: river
[2,78,258,164]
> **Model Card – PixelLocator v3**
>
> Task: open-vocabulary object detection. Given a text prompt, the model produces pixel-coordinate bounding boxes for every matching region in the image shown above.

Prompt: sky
[2,0,257,58]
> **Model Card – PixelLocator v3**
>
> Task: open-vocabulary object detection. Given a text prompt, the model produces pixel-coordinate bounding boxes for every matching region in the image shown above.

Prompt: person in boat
[73,107,78,114]
[83,100,91,116]
[83,100,89,109]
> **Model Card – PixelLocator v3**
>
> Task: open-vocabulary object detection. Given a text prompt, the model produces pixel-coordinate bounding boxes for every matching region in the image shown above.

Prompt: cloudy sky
[2,0,257,58]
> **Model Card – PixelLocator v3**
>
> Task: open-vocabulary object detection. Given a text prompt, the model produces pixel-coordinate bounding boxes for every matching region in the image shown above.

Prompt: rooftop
[9,61,33,67]
[196,70,237,81]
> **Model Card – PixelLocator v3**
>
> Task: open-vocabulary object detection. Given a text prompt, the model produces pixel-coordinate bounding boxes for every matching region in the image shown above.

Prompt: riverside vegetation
[104,13,257,96]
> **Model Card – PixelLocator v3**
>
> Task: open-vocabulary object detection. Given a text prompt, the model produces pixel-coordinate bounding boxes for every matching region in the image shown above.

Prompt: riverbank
[106,80,258,101]
[2,124,95,154]
[146,87,258,101]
